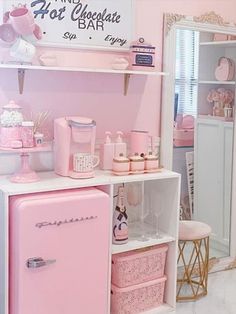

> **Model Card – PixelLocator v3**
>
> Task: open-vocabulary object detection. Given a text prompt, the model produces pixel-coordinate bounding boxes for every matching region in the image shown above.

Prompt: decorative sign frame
[2,0,134,50]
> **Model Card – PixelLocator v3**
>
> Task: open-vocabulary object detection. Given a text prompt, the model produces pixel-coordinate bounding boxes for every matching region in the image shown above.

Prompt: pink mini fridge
[9,188,110,314]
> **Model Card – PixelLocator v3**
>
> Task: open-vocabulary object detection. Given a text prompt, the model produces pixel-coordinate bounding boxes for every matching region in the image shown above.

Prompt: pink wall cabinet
[9,188,110,314]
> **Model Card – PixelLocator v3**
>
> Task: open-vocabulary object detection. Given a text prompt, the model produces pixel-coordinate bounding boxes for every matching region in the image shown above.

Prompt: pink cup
[10,7,35,35]
[0,24,18,43]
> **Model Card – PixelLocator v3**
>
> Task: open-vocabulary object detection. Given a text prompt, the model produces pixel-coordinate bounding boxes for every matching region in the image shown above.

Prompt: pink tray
[112,244,168,288]
[112,168,162,176]
[111,276,167,314]
[0,142,52,153]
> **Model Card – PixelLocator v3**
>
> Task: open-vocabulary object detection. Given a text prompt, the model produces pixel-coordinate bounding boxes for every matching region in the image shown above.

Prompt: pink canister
[129,153,145,172]
[21,121,34,148]
[144,152,159,170]
[112,154,130,173]
[130,130,149,156]
[0,101,23,148]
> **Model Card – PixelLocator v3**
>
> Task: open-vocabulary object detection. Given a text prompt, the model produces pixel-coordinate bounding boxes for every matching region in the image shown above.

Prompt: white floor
[175,268,236,314]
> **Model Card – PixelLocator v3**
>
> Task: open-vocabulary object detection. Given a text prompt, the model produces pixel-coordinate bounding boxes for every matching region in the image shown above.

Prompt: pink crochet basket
[111,276,167,314]
[111,244,168,288]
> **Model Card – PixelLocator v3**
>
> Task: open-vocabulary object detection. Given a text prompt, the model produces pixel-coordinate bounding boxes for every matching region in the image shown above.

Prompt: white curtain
[175,29,199,117]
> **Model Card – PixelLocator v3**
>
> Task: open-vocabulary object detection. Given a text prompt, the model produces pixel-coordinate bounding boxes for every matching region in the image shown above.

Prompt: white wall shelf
[199,80,236,85]
[200,40,236,47]
[0,63,168,96]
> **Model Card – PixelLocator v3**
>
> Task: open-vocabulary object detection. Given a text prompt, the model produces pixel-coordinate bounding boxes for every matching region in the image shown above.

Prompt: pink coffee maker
[54,117,98,179]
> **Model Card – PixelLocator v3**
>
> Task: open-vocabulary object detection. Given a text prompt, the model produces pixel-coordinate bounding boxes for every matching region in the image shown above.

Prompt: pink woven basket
[111,276,167,314]
[112,244,168,288]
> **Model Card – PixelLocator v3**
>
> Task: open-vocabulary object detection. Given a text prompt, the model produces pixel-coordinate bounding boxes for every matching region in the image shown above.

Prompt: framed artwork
[2,0,134,50]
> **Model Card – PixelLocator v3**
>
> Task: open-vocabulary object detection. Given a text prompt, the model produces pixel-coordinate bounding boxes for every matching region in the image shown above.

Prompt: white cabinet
[0,170,180,314]
[194,118,233,252]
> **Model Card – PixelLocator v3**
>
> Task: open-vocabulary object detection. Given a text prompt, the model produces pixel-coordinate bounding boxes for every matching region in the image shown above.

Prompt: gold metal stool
[177,220,211,302]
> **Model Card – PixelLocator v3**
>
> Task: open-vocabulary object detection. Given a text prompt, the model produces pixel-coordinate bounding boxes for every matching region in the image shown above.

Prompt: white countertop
[0,169,180,195]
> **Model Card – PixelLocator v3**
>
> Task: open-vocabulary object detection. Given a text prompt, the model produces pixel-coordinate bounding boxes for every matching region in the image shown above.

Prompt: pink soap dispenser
[113,185,128,245]
[114,131,127,158]
[100,131,115,170]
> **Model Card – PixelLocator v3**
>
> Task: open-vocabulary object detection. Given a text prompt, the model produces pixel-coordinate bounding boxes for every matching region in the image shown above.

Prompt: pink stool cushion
[179,220,212,241]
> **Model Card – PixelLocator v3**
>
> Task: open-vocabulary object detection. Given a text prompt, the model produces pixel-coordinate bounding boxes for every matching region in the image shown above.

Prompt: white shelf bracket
[18,69,25,94]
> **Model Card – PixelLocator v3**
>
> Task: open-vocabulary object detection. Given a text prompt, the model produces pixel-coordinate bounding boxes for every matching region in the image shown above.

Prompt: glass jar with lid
[0,100,23,148]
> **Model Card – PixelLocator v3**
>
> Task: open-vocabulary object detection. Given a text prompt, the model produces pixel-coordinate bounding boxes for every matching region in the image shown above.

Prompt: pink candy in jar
[0,100,23,148]
[21,121,34,148]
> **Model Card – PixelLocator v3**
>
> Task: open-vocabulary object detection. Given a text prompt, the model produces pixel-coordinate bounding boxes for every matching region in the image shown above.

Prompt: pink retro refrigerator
[9,188,110,314]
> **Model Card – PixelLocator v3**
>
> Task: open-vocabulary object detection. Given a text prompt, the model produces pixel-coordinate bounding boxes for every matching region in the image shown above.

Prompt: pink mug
[0,24,18,44]
[10,7,35,35]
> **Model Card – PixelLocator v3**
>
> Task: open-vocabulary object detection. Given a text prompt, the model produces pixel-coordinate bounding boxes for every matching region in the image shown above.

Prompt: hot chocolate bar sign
[3,0,133,50]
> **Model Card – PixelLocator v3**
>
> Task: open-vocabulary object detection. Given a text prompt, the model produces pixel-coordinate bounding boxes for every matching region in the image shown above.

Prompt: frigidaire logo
[35,216,98,228]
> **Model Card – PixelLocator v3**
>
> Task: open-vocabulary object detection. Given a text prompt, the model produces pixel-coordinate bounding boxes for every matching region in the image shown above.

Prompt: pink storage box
[173,129,194,147]
[111,276,167,314]
[112,244,168,288]
[174,115,194,147]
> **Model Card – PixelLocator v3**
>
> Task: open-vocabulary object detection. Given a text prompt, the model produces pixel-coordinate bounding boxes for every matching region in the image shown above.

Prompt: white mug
[10,38,36,62]
[73,153,100,173]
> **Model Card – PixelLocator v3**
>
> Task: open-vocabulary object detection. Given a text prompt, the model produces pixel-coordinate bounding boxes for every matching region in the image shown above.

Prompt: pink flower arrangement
[207,88,234,105]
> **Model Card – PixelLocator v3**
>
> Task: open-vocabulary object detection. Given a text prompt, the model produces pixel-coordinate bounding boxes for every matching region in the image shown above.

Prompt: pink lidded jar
[144,152,159,170]
[129,153,145,172]
[34,132,44,147]
[0,100,23,148]
[112,153,130,173]
[21,121,34,148]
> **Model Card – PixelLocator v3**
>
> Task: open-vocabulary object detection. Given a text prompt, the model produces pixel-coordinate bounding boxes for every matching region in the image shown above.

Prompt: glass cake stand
[0,143,52,183]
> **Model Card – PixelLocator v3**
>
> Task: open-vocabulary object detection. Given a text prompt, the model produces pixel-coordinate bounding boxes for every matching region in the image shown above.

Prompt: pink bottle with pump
[100,131,114,170]
[114,131,127,158]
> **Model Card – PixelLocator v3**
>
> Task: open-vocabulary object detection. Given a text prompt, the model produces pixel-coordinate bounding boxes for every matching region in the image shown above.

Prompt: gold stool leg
[177,236,210,302]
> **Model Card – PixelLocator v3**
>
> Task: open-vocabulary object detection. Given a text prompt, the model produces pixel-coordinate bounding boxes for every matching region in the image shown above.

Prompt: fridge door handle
[26,257,56,269]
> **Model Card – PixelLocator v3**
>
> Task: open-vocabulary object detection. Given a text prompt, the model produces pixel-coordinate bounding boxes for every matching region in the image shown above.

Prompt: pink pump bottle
[100,131,115,170]
[114,131,127,158]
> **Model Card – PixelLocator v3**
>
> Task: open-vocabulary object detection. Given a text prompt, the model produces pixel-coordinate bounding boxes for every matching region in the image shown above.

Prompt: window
[175,29,200,117]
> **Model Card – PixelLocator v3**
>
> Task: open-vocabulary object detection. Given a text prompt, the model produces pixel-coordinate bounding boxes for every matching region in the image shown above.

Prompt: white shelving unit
[0,63,168,95]
[0,169,180,314]
[0,50,172,314]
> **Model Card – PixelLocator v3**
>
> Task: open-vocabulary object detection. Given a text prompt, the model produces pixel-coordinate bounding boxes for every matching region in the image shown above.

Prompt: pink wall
[1,0,236,141]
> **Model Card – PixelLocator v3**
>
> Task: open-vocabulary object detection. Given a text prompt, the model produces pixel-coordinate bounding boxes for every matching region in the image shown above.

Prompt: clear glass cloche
[0,100,23,127]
